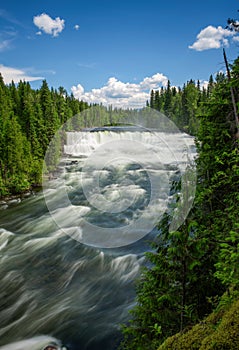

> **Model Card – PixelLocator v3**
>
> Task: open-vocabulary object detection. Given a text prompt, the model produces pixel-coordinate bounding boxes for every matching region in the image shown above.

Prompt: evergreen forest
[0,77,90,196]
[119,55,239,349]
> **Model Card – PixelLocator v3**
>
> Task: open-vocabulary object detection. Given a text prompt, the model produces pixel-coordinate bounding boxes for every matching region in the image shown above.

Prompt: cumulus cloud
[189,25,234,51]
[140,73,168,89]
[71,73,169,109]
[33,13,65,37]
[74,24,80,30]
[0,64,43,84]
[233,36,239,42]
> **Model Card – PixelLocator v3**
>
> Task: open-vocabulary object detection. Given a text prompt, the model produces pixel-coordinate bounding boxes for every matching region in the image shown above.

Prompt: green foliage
[119,212,222,349]
[0,75,90,196]
[158,292,239,350]
[149,78,207,135]
[120,55,239,349]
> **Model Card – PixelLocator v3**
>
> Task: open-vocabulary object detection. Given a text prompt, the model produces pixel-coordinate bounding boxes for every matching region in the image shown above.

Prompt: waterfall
[64,129,195,167]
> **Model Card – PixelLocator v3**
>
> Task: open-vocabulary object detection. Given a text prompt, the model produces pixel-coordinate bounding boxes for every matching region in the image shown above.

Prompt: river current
[0,128,196,350]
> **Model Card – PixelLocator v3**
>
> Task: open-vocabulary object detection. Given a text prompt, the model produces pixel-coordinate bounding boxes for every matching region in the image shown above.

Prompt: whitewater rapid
[0,128,196,349]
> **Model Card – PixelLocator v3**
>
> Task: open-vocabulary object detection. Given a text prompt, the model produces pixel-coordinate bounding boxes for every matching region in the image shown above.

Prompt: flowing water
[0,129,196,350]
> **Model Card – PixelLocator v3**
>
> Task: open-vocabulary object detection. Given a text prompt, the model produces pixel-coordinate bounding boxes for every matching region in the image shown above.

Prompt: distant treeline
[148,73,226,135]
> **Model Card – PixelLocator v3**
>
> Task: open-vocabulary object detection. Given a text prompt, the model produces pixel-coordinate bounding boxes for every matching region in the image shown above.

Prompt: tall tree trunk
[223,48,239,137]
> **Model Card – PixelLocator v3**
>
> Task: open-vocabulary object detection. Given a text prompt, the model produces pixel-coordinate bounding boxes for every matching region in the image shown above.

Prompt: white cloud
[0,28,17,51]
[0,64,43,84]
[233,36,239,42]
[36,31,42,36]
[189,25,234,51]
[74,24,80,30]
[200,80,209,90]
[71,73,169,109]
[33,13,65,37]
[0,39,12,52]
[140,73,168,89]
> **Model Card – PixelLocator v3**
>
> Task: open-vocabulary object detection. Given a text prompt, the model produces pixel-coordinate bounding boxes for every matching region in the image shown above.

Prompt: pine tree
[164,80,172,117]
[40,80,60,141]
[3,113,32,193]
[150,90,155,109]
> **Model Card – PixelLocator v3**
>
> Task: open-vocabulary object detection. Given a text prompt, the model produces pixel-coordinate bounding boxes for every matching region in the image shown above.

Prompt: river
[0,127,196,350]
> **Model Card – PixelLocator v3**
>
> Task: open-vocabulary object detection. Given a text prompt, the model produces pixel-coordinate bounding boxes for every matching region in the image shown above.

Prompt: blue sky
[0,0,239,108]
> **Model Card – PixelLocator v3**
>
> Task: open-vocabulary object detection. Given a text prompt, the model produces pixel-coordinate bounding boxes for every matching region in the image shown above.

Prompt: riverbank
[158,290,239,350]
[0,185,42,210]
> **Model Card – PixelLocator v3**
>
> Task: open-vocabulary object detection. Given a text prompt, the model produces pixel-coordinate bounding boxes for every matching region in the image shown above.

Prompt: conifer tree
[120,54,239,350]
